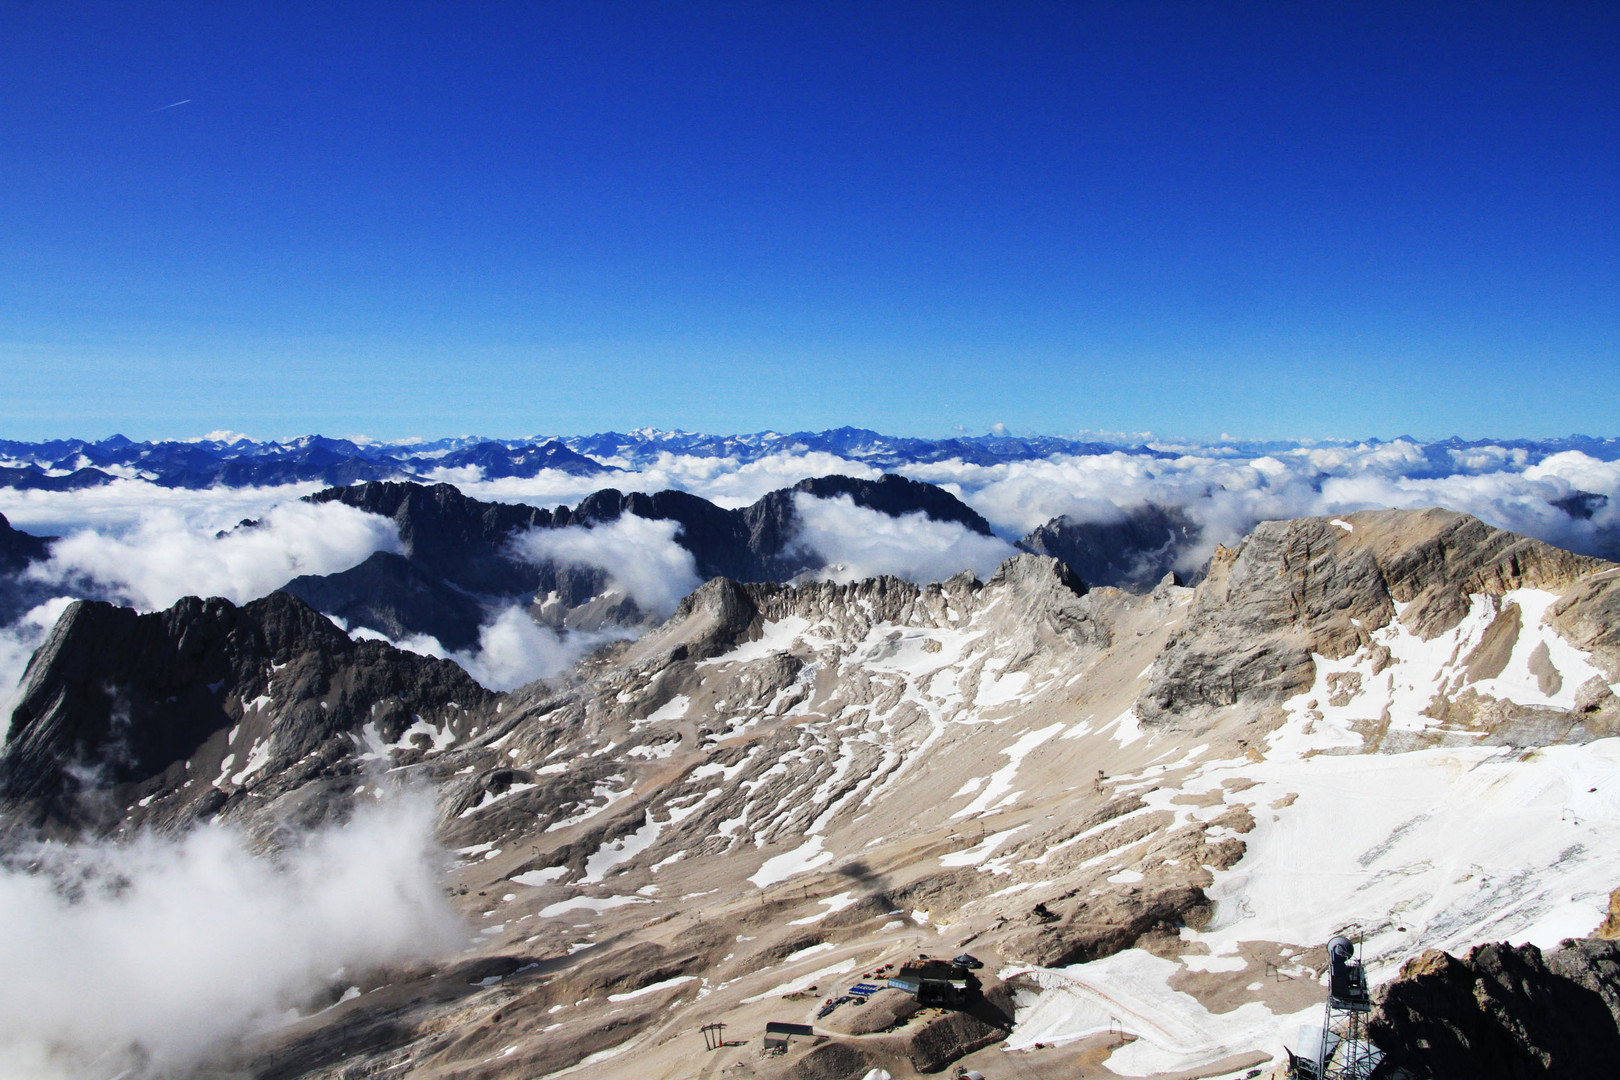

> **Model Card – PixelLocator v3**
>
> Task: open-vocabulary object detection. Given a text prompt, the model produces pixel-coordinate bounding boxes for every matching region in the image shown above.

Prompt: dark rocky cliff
[1019,503,1202,592]
[1369,937,1620,1079]
[0,590,494,835]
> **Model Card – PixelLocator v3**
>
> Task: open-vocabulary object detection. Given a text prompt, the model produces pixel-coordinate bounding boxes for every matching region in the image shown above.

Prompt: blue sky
[1,1,1616,442]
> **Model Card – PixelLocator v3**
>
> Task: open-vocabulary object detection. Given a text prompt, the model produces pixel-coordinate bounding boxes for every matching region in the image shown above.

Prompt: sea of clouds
[1,437,1616,704]
[0,434,1615,1075]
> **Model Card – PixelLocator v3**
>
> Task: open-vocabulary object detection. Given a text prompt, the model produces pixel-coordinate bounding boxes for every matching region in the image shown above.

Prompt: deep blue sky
[2,1,1616,441]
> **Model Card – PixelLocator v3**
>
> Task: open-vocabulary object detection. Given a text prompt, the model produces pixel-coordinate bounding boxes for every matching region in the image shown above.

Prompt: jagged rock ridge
[0,506,1618,1079]
[1137,507,1613,727]
[285,474,994,650]
[0,591,494,838]
[1369,937,1620,1079]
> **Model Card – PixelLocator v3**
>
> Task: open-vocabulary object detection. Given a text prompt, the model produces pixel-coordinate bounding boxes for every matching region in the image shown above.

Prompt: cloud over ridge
[1,430,1616,702]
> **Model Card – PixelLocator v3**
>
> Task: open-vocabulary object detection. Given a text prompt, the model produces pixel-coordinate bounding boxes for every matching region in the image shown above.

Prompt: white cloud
[0,788,459,1080]
[790,493,1020,585]
[347,607,631,692]
[895,442,1620,569]
[433,449,881,512]
[0,479,327,539]
[512,515,703,617]
[658,451,881,509]
[26,500,402,612]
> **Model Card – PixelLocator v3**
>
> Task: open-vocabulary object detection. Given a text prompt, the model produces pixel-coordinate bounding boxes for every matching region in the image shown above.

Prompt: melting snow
[640,695,691,725]
[607,975,696,1002]
[700,617,812,668]
[941,826,1025,868]
[1005,951,1308,1076]
[789,891,860,925]
[741,959,857,1004]
[1007,586,1620,1074]
[749,835,835,887]
[229,738,272,785]
[952,723,1064,818]
[537,896,651,918]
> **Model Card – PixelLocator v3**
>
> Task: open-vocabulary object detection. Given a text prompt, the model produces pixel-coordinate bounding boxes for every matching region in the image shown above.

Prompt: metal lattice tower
[1291,934,1383,1080]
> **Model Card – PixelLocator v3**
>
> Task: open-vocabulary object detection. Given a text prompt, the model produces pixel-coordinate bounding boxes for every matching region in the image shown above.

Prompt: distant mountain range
[3,429,1617,490]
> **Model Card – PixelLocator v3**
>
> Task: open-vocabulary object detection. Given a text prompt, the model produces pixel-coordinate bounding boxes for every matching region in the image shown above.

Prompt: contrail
[151,99,192,112]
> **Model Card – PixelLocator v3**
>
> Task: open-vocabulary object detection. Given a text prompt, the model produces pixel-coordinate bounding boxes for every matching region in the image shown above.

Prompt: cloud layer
[348,607,632,692]
[511,514,704,616]
[903,443,1620,571]
[0,789,459,1080]
[791,493,1020,585]
[2,435,1615,708]
[25,500,402,612]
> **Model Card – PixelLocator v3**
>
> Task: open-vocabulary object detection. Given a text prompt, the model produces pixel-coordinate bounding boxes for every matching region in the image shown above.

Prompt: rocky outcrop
[1598,888,1620,941]
[904,1008,1007,1072]
[1550,571,1620,670]
[757,1042,882,1080]
[1019,503,1202,591]
[287,482,561,650]
[1137,509,1613,726]
[0,590,494,834]
[1368,938,1620,1079]
[1001,883,1213,966]
[0,511,51,572]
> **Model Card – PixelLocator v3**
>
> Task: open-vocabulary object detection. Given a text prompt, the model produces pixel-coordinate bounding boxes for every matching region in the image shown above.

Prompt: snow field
[1004,587,1620,1076]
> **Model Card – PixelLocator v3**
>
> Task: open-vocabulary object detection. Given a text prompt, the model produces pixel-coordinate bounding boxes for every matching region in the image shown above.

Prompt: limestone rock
[1138,509,1612,726]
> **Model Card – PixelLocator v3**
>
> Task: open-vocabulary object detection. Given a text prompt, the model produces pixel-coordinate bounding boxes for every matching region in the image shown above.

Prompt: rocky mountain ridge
[283,475,995,650]
[1,506,1618,1079]
[1368,935,1620,1079]
[0,436,612,491]
[0,591,492,839]
[1018,503,1203,593]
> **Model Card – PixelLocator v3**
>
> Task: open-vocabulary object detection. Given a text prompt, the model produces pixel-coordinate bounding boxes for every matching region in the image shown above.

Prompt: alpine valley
[3,434,1620,1080]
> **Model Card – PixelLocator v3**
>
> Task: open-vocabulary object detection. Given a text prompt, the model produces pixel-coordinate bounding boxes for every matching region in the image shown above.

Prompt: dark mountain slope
[1370,937,1620,1079]
[1019,503,1202,591]
[0,511,50,573]
[284,475,992,650]
[0,590,494,836]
